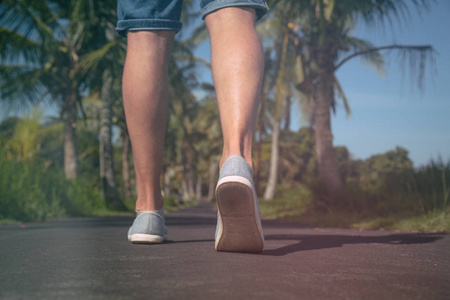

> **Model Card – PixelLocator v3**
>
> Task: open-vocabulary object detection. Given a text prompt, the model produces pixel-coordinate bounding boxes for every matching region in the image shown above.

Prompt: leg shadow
[262,233,444,256]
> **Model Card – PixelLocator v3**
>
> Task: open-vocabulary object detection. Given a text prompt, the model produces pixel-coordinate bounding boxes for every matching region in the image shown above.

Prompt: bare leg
[205,7,264,170]
[122,31,174,211]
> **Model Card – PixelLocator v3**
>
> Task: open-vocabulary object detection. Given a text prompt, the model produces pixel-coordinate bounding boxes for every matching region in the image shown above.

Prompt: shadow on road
[262,233,444,256]
[164,239,215,244]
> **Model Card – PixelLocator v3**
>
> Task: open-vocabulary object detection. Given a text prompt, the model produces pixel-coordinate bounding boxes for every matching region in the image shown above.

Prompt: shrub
[0,151,106,222]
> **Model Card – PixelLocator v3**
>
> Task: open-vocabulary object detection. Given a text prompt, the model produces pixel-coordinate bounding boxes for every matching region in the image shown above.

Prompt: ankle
[135,194,164,211]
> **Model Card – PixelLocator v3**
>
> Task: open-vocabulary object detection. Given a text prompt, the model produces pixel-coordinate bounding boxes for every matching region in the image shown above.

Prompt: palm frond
[341,36,385,75]
[342,0,431,31]
[80,41,116,75]
[333,75,351,118]
[0,65,49,106]
[0,0,59,43]
[335,44,436,92]
[394,44,437,91]
[0,27,43,64]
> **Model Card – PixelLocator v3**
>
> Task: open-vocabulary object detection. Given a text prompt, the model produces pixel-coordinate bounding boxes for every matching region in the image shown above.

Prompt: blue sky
[191,0,450,167]
[330,0,450,167]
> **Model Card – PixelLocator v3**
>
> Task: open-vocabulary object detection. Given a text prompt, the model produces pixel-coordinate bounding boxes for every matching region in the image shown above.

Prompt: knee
[126,31,175,53]
[205,7,257,31]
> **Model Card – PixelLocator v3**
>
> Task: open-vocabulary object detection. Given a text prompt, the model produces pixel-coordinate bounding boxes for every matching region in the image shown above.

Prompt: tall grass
[270,157,450,231]
[0,151,106,222]
[382,158,450,214]
[326,158,450,216]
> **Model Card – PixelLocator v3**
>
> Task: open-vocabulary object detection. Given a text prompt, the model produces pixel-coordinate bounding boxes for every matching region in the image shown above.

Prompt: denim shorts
[116,0,269,37]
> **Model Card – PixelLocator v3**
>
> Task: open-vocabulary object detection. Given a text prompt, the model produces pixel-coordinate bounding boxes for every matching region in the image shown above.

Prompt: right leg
[117,0,182,244]
[122,31,174,211]
[123,32,173,244]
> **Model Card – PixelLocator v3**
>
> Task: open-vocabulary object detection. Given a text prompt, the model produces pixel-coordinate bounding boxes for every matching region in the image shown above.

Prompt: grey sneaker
[127,208,167,244]
[215,155,264,253]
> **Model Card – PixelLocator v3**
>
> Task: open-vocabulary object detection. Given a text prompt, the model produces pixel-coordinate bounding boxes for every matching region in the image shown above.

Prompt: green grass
[160,195,198,212]
[259,184,312,219]
[111,195,198,217]
[0,153,197,224]
[0,218,22,225]
[354,211,450,232]
[258,183,450,232]
[87,199,198,218]
[276,209,450,232]
[0,154,105,222]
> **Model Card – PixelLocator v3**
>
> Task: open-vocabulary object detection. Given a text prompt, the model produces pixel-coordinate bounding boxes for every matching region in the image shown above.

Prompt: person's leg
[122,31,175,211]
[205,7,264,170]
[205,7,266,253]
[117,0,183,244]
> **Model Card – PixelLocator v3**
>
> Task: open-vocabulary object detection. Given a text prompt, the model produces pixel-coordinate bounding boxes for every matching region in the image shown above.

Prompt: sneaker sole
[215,175,264,253]
[128,234,165,244]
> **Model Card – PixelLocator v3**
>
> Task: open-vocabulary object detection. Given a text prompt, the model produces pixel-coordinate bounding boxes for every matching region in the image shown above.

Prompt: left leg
[205,7,264,170]
[203,4,267,253]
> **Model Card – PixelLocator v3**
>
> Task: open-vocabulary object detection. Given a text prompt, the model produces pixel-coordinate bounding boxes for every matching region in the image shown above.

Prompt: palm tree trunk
[196,174,202,202]
[313,72,345,203]
[163,166,171,197]
[185,147,196,200]
[206,158,219,202]
[100,72,125,210]
[255,48,271,191]
[283,96,291,130]
[263,117,281,200]
[63,90,78,179]
[121,128,132,200]
[263,30,289,201]
[188,168,195,199]
[181,176,190,202]
[255,105,264,192]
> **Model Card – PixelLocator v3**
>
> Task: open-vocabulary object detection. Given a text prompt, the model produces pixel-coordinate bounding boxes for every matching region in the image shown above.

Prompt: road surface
[0,204,449,299]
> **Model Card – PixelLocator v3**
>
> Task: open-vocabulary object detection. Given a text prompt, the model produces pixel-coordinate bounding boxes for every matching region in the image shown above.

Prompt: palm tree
[158,6,213,202]
[115,105,133,201]
[194,94,222,202]
[4,105,44,161]
[0,0,98,179]
[257,6,301,200]
[262,26,290,200]
[161,34,207,202]
[266,0,436,204]
[78,0,127,209]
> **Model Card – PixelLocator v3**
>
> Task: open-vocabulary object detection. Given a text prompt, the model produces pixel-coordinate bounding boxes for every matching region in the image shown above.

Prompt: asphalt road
[0,203,449,300]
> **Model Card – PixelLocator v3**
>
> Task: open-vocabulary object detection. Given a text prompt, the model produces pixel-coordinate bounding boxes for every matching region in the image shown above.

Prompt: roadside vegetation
[259,149,450,232]
[1,0,447,231]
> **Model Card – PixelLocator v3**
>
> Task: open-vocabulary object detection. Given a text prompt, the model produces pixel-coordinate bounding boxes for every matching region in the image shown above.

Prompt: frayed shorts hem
[116,19,182,37]
[200,0,268,20]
